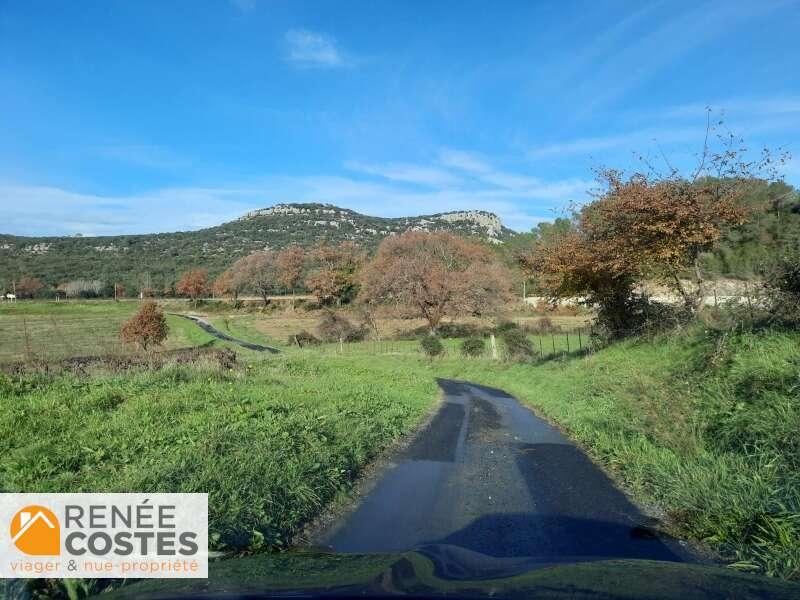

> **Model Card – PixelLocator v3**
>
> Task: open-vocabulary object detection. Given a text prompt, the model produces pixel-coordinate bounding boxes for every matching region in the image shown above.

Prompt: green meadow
[0,301,798,583]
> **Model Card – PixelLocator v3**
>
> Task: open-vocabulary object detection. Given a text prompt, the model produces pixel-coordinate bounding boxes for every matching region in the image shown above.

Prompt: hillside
[0,203,515,291]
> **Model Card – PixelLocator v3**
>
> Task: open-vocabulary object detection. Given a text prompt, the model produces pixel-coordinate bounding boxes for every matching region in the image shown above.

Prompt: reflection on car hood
[105,545,800,600]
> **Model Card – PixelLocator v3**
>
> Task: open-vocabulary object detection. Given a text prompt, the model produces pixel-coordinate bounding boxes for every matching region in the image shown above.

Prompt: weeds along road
[175,314,281,353]
[311,379,694,563]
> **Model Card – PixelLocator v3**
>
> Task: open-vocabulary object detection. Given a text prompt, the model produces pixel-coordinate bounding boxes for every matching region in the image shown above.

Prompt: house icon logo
[9,505,60,555]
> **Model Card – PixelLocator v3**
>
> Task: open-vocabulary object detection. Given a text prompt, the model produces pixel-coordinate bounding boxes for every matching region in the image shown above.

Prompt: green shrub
[495,320,521,334]
[420,335,444,358]
[500,327,535,362]
[288,330,320,347]
[461,336,486,357]
[763,249,800,325]
[316,311,367,343]
[530,316,560,333]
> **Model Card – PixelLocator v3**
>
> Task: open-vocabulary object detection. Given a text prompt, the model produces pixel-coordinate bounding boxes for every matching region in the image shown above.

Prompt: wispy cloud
[284,29,348,68]
[528,127,700,159]
[655,97,800,120]
[345,160,462,187]
[0,184,256,237]
[563,2,789,117]
[530,94,800,162]
[438,149,493,174]
[94,144,188,170]
[1,151,592,236]
[229,0,255,12]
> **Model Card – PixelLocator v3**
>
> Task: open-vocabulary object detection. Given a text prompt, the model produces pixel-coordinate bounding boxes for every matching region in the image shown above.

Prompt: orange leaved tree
[359,231,512,332]
[230,251,277,306]
[15,277,44,299]
[305,241,365,305]
[276,245,306,295]
[176,268,208,307]
[120,300,168,350]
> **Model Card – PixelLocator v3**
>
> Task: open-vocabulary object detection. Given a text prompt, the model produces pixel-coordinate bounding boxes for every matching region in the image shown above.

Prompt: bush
[495,320,521,334]
[763,249,800,325]
[419,335,444,358]
[500,327,535,362]
[531,316,560,333]
[288,330,320,347]
[395,322,484,340]
[461,336,486,357]
[316,311,367,343]
[119,301,168,350]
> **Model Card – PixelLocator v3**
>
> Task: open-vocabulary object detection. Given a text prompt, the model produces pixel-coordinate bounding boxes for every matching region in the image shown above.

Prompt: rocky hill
[0,203,515,290]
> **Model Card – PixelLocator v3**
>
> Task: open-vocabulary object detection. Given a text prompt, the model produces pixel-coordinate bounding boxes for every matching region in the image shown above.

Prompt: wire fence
[318,326,598,361]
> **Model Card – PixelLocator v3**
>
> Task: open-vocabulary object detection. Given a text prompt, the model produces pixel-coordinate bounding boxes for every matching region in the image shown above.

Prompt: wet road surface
[177,314,281,353]
[312,379,691,563]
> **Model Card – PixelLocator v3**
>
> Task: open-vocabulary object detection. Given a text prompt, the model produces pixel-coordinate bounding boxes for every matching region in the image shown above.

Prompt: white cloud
[230,0,255,12]
[438,149,493,174]
[94,144,188,170]
[565,2,788,116]
[527,94,800,167]
[528,127,702,159]
[284,29,347,68]
[658,97,800,121]
[1,149,595,236]
[0,184,256,237]
[344,160,462,187]
[0,173,589,237]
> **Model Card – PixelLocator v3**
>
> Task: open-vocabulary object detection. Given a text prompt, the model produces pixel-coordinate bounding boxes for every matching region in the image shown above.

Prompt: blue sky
[1,0,799,236]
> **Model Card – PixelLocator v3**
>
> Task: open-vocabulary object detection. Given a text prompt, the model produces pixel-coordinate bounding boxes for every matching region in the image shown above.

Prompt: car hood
[103,544,800,600]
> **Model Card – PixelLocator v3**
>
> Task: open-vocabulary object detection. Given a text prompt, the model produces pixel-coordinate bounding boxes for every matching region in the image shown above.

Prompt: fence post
[578,328,582,351]
[490,334,498,360]
[551,334,556,355]
[22,315,33,362]
[538,337,544,357]
[566,332,570,354]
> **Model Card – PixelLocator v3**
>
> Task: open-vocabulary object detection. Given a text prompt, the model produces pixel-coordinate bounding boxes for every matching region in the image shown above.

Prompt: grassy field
[0,353,437,551]
[207,309,590,346]
[1,301,797,583]
[0,300,590,363]
[0,301,217,363]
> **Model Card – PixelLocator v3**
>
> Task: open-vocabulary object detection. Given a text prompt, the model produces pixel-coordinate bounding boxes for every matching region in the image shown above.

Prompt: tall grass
[0,355,436,551]
[420,327,800,580]
[2,311,799,582]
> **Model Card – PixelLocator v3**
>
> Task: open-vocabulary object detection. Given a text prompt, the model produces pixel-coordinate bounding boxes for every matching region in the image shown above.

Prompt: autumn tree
[276,245,305,294]
[120,300,168,350]
[305,241,365,305]
[113,282,126,300]
[521,224,640,337]
[176,268,208,307]
[522,123,782,336]
[359,231,512,332]
[232,251,277,306]
[212,267,246,301]
[15,277,44,298]
[589,169,750,309]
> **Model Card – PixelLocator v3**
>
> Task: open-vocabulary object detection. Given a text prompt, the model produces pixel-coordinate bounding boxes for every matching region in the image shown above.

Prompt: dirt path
[177,314,281,353]
[310,379,695,563]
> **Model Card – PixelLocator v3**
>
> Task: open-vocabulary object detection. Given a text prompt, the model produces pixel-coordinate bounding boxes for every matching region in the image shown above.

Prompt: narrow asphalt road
[311,379,692,564]
[176,314,281,353]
